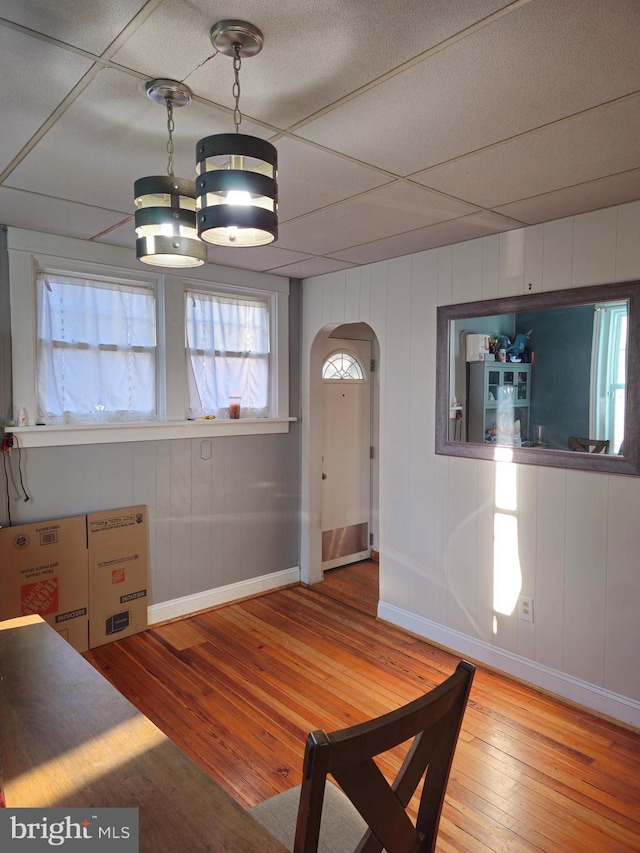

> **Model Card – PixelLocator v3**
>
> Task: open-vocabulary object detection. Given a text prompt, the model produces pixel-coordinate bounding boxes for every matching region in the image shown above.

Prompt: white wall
[301,202,640,727]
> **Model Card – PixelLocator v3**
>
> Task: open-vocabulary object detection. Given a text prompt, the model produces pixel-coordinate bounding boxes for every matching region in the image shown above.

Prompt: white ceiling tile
[413,96,640,208]
[112,0,513,128]
[206,245,314,273]
[269,257,357,279]
[494,170,640,225]
[3,1,640,270]
[277,182,478,255]
[0,1,149,54]
[0,26,93,173]
[297,0,640,174]
[329,211,524,265]
[92,219,136,249]
[275,138,391,221]
[4,67,265,214]
[0,186,129,239]
[109,1,222,84]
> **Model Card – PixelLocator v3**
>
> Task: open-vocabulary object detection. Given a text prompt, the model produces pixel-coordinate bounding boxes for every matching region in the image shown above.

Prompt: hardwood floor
[85,562,640,852]
[315,559,379,617]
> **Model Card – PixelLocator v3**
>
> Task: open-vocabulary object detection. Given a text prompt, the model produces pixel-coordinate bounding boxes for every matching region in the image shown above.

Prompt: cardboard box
[465,333,491,362]
[0,516,89,652]
[88,505,148,649]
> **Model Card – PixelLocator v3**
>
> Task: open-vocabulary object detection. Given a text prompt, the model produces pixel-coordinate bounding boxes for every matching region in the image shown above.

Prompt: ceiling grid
[0,0,639,277]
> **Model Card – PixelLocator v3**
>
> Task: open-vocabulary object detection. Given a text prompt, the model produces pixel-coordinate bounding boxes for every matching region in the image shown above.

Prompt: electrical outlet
[518,595,534,623]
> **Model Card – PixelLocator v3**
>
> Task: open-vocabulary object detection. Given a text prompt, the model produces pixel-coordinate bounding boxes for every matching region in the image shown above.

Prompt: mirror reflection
[450,301,628,454]
[435,280,640,475]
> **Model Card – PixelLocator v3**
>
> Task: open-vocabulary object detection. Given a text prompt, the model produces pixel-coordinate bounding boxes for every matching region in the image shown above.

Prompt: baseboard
[148,566,301,625]
[378,602,640,730]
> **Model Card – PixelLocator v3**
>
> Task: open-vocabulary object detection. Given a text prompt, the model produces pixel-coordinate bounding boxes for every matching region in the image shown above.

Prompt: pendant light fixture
[196,21,278,247]
[135,79,206,268]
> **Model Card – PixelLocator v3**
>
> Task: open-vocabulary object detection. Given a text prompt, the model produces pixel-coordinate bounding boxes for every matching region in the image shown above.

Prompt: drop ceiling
[2,0,640,279]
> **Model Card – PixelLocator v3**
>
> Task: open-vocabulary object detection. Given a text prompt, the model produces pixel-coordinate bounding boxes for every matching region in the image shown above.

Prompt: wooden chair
[250,660,475,853]
[567,436,610,454]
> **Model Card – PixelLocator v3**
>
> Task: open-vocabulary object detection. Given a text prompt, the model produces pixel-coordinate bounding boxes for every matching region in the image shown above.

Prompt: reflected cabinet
[467,362,531,445]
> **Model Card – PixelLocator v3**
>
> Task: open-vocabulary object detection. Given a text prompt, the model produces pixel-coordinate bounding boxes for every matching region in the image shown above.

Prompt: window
[185,289,270,417]
[322,351,365,380]
[590,301,627,453]
[36,271,157,424]
[9,234,290,445]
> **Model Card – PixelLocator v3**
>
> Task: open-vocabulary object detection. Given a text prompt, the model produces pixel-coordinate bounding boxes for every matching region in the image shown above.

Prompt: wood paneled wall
[9,433,300,606]
[301,202,640,716]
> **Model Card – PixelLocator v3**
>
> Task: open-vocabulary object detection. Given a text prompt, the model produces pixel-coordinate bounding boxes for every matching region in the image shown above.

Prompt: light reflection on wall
[492,447,522,625]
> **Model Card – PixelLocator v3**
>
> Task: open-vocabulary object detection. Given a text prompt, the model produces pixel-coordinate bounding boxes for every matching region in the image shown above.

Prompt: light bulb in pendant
[226,190,251,206]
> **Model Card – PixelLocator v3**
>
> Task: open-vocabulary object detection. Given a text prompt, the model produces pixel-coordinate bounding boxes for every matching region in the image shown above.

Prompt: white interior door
[321,339,371,571]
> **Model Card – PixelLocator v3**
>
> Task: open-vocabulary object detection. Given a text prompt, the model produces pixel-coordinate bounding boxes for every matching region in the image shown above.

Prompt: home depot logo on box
[98,554,139,575]
[21,577,59,616]
[112,567,126,584]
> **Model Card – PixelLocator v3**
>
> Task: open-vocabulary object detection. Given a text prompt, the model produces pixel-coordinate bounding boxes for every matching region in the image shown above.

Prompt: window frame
[184,281,274,419]
[589,300,628,453]
[8,233,291,448]
[35,267,160,425]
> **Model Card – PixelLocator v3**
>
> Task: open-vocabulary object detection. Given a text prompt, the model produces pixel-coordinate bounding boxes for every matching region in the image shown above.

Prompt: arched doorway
[321,337,371,569]
[301,322,379,586]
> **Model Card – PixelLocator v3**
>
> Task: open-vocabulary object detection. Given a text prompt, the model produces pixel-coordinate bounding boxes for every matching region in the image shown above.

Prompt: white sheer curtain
[37,272,156,424]
[185,290,269,418]
[589,301,627,453]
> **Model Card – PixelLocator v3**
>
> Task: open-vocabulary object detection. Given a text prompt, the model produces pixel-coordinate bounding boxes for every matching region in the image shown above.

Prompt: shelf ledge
[9,418,297,448]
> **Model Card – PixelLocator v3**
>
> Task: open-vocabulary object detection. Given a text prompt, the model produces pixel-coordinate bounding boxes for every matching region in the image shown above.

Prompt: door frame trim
[301,323,379,586]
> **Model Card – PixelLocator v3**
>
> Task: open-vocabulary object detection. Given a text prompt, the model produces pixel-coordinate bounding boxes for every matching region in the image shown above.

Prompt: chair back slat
[293,660,475,853]
[568,436,610,453]
[334,759,419,850]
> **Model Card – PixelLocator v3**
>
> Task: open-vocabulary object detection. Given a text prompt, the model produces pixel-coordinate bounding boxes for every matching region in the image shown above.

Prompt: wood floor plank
[85,562,640,851]
[152,619,210,650]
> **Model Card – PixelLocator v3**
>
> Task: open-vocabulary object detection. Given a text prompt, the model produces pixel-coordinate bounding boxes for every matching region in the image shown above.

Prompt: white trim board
[12,418,296,448]
[148,567,301,625]
[378,602,640,730]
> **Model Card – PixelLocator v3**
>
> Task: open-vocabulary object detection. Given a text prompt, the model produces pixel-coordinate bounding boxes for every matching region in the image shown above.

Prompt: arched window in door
[322,351,366,381]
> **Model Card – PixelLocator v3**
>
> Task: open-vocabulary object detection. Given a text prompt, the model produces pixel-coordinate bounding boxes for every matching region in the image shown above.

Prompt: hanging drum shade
[134,79,206,268]
[196,20,278,247]
[195,133,277,246]
[135,175,206,267]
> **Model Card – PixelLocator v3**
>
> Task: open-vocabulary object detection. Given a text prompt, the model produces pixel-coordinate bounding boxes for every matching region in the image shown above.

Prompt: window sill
[10,418,297,448]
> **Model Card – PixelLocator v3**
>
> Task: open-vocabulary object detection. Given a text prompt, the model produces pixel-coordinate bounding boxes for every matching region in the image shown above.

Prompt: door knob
[322,472,327,480]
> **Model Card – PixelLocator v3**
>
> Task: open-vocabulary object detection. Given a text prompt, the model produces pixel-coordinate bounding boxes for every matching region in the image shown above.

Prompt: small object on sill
[229,396,241,420]
[201,415,216,420]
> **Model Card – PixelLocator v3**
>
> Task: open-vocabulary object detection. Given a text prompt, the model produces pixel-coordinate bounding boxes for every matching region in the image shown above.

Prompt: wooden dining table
[0,615,287,852]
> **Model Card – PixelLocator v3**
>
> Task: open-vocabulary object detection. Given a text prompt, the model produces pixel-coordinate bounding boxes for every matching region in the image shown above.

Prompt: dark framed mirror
[435,280,640,475]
